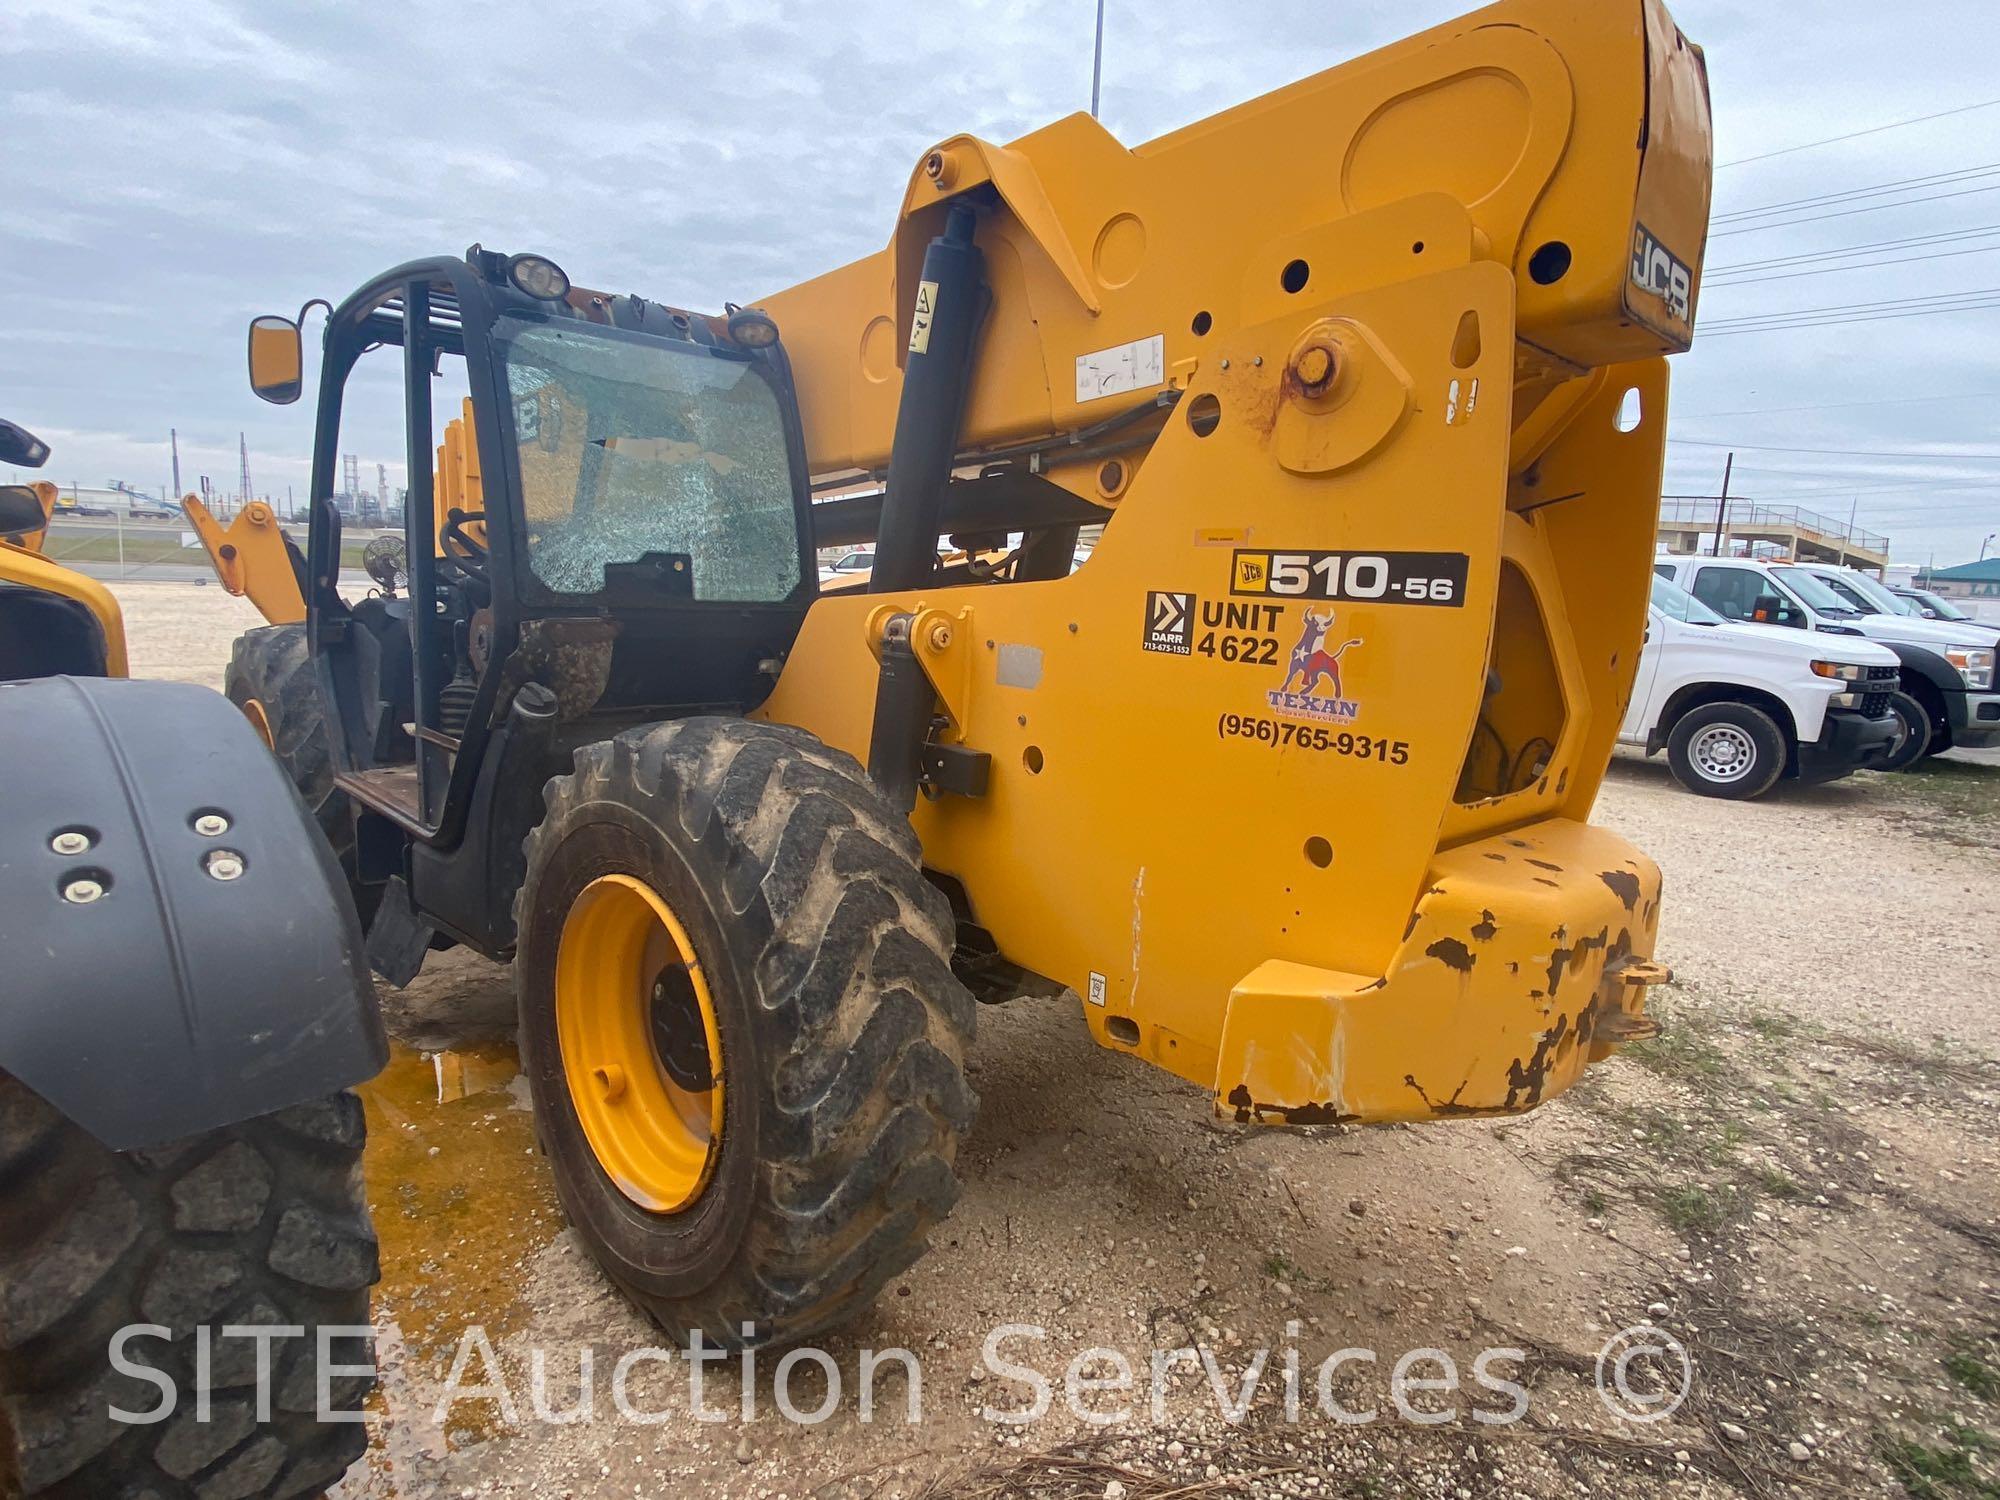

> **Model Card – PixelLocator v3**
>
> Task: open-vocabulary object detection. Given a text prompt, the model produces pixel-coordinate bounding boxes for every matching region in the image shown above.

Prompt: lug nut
[62,878,104,904]
[50,830,91,856]
[194,813,229,837]
[204,850,245,881]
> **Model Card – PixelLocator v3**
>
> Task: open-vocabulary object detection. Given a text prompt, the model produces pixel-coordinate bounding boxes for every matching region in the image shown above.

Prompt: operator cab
[248,248,817,843]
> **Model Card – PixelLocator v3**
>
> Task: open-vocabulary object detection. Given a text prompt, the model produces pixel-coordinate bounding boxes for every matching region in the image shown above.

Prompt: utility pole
[170,427,182,498]
[239,433,253,512]
[1089,0,1106,119]
[1709,452,1734,558]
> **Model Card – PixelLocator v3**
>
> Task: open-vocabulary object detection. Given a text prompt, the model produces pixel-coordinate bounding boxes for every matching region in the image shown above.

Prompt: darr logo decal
[1142,590,1194,655]
[1268,608,1362,723]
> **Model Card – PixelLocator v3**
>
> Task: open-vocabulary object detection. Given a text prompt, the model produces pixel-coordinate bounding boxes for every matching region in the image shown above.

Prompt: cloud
[6,0,2000,558]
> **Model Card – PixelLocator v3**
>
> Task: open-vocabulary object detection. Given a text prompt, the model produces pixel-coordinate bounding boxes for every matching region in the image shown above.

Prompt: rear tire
[225,624,377,927]
[516,717,977,1349]
[1881,690,1933,772]
[0,1077,378,1499]
[1665,701,1787,799]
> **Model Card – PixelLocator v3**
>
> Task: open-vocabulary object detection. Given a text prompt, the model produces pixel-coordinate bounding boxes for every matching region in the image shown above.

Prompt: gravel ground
[110,582,2000,1500]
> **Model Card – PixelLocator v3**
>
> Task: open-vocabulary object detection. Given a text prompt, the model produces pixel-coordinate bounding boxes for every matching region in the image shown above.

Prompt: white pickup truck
[1621,574,1903,798]
[1656,556,2000,764]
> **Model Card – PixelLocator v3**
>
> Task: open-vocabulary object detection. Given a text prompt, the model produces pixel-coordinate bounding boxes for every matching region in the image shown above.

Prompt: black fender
[1880,641,1964,726]
[0,675,385,1149]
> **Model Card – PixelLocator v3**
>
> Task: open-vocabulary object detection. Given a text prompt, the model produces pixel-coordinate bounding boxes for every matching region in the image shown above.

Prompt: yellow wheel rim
[238,696,274,749]
[555,874,725,1212]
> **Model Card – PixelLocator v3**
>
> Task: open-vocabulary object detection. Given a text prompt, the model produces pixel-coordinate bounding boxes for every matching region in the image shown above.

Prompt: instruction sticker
[909,279,939,354]
[1142,591,1194,654]
[1075,333,1165,403]
[1087,972,1108,1007]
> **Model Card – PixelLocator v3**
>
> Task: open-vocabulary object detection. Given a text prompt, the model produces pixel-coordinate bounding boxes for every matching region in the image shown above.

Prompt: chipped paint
[1426,935,1475,972]
[1598,869,1641,910]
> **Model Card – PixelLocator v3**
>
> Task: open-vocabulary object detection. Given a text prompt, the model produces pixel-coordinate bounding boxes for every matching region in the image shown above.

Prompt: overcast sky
[5,0,2000,564]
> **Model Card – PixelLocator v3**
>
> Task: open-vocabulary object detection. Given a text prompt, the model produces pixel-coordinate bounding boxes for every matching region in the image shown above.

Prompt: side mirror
[248,315,304,404]
[0,419,51,469]
[0,484,46,537]
[1751,594,1798,626]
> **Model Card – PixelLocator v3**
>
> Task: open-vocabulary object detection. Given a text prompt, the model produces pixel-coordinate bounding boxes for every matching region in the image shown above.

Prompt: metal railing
[1658,497,1888,555]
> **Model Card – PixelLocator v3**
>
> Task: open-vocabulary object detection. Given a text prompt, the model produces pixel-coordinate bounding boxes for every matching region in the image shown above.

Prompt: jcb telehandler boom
[215,0,1709,1347]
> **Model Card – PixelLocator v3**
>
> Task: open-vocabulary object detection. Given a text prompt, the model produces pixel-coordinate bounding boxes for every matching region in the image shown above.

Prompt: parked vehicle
[1622,575,1901,798]
[1657,555,2000,765]
[816,546,873,585]
[1893,585,1980,623]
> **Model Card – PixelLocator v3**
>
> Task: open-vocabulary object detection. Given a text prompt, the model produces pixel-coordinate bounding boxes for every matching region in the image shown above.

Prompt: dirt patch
[117,586,2000,1499]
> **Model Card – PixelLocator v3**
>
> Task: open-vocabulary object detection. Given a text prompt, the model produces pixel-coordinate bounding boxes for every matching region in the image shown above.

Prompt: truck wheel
[1880,690,1933,771]
[516,717,977,1349]
[1665,702,1787,799]
[225,624,376,927]
[0,1077,378,1499]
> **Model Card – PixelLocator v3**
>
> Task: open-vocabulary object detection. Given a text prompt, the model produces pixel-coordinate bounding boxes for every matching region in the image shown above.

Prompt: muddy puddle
[351,1038,563,1479]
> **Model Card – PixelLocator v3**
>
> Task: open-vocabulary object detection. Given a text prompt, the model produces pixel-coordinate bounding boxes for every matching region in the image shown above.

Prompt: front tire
[1880,690,1934,772]
[1666,701,1787,799]
[224,625,377,927]
[0,1078,379,1499]
[516,717,977,1349]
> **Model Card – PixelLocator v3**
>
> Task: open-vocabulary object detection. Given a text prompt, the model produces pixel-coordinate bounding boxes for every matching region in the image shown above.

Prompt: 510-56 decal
[1232,549,1468,607]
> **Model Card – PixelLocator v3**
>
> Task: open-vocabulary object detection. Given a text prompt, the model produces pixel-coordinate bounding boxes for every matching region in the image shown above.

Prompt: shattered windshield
[496,318,801,600]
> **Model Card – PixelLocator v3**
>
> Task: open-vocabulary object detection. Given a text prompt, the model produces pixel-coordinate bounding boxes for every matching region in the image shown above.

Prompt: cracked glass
[497,319,800,600]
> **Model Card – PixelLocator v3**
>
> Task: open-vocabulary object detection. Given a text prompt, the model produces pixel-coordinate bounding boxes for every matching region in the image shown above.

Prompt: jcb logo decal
[1630,224,1692,323]
[1143,591,1194,655]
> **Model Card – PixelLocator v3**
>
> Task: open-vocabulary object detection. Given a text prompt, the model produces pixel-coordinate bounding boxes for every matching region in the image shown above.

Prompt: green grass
[1756,1166,1801,1199]
[1880,1428,2000,1498]
[1948,1351,2000,1402]
[1658,1184,1729,1234]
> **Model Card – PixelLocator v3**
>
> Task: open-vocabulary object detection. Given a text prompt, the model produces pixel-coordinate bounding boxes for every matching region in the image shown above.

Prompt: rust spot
[1227,1084,1359,1126]
[1471,910,1498,942]
[1504,1012,1571,1108]
[1527,859,1562,873]
[1482,852,1507,863]
[1507,961,1520,975]
[1533,877,1559,888]
[1504,838,1531,850]
[1426,936,1475,973]
[1403,1074,1485,1117]
[1598,870,1641,910]
[1547,926,1608,1000]
[1403,908,1423,942]
[1273,1100,1362,1126]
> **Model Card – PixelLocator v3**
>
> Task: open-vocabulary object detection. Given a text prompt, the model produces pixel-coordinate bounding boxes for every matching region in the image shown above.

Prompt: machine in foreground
[0,424,384,1499]
[209,0,1710,1349]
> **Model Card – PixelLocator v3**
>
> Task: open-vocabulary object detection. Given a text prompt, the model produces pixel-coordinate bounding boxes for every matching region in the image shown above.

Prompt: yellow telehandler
[0,423,387,1497]
[208,0,1709,1352]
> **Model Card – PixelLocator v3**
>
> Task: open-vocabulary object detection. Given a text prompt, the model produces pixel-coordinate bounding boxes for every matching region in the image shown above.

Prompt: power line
[1668,437,2000,461]
[1708,223,2000,275]
[1717,97,2000,169]
[1711,183,2000,237]
[1715,163,2000,225]
[1706,243,2000,288]
[1699,288,2000,336]
[1675,391,2000,421]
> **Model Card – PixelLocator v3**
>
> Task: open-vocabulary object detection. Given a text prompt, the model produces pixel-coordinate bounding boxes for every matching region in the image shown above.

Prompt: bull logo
[1269,609,1363,724]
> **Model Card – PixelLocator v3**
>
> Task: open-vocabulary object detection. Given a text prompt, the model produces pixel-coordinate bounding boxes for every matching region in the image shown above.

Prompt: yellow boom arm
[180,495,306,625]
[754,0,1709,1124]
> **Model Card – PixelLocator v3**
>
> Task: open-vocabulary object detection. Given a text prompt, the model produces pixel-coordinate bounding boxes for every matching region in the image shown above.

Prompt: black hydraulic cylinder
[866,624,936,814]
[870,201,986,592]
